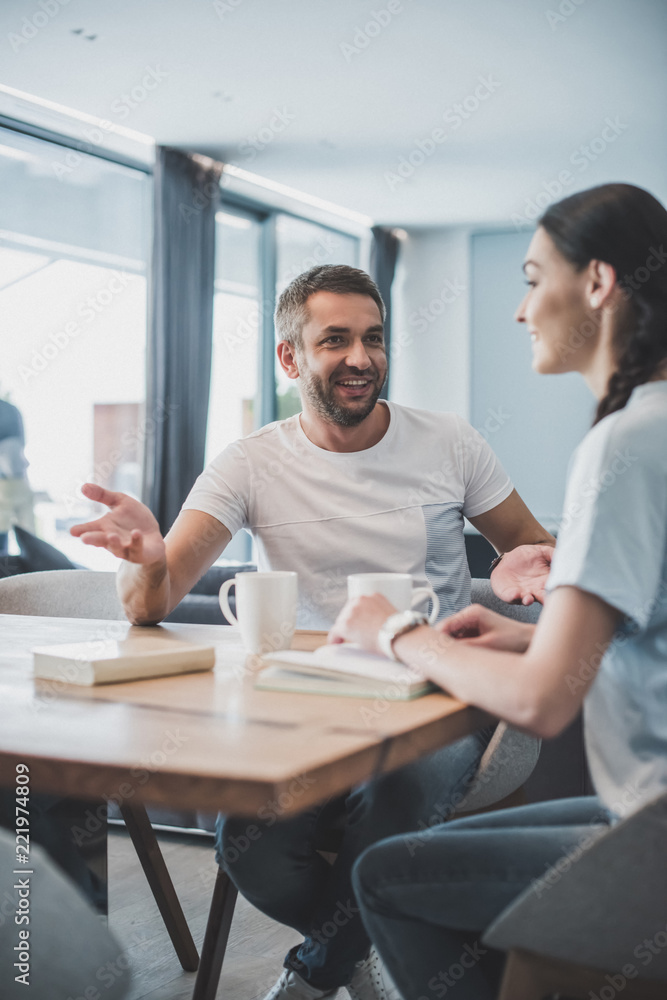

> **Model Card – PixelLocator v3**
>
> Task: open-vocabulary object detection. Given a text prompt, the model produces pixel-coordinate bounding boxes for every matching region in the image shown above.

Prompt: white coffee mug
[219,571,298,655]
[347,573,440,623]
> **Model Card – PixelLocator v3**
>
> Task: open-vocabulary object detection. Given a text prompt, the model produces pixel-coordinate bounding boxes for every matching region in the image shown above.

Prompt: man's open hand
[70,483,166,566]
[490,543,554,606]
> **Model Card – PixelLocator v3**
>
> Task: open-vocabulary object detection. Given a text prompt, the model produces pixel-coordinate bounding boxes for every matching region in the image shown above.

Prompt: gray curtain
[143,147,222,534]
[370,226,400,399]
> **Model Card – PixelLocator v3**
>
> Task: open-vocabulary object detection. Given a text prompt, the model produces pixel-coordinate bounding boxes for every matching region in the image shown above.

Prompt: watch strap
[378,610,429,662]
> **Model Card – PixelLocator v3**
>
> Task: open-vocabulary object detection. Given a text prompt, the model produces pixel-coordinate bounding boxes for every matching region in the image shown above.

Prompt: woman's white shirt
[547,381,667,819]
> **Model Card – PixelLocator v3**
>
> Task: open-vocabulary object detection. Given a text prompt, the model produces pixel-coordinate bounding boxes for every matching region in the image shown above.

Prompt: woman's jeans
[353,796,611,1000]
[216,724,496,989]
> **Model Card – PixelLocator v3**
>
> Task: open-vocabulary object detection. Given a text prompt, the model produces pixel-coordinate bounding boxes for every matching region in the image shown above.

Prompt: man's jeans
[353,796,611,1000]
[216,724,496,989]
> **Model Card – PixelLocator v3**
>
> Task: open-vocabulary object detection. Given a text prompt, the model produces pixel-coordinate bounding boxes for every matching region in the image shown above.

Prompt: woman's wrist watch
[378,610,430,662]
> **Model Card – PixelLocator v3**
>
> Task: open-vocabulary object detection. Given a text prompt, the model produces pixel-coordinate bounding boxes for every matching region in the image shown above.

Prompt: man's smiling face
[294,291,387,426]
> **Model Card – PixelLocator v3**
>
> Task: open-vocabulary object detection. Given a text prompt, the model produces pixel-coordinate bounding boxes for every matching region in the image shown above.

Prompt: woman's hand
[437,603,534,653]
[328,594,398,653]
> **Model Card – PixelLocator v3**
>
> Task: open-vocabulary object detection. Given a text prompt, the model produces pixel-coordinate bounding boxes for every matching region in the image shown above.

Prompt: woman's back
[548,380,667,819]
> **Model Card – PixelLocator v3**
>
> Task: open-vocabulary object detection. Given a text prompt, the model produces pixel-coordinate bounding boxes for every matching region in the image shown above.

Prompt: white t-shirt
[547,382,667,819]
[183,401,513,628]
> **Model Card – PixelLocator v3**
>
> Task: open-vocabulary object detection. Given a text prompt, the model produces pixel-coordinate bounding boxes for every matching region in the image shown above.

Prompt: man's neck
[299,401,391,452]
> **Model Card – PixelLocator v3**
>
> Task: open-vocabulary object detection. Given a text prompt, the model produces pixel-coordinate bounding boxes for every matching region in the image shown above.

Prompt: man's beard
[298,361,387,427]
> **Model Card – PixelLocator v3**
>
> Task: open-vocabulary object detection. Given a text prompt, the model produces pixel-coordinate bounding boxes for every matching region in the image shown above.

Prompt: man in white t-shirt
[182,388,524,629]
[72,265,554,1000]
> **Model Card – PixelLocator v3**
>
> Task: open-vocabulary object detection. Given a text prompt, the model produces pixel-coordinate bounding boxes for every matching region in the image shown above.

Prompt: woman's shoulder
[578,383,667,469]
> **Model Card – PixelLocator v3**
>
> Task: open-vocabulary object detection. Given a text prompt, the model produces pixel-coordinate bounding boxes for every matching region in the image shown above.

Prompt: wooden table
[0,614,492,816]
[0,614,493,997]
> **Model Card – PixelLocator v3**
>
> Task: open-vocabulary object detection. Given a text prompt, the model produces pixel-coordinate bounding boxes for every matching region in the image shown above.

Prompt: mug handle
[219,578,238,626]
[410,587,440,624]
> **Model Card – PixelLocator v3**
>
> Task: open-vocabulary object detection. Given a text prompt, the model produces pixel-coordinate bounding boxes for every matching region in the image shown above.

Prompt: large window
[205,208,262,466]
[0,126,150,568]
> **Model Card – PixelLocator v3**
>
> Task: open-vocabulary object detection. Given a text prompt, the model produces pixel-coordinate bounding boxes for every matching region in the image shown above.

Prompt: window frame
[0,113,153,175]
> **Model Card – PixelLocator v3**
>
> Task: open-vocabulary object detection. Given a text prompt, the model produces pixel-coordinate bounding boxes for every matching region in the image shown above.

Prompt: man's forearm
[117,559,171,625]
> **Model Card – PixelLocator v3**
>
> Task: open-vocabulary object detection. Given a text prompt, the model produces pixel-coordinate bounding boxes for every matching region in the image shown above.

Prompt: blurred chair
[0,828,130,1000]
[0,569,199,974]
[0,568,122,618]
[455,579,542,813]
[484,790,667,999]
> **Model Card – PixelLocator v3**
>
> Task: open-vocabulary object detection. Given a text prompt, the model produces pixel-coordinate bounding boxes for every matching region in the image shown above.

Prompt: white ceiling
[1,0,665,225]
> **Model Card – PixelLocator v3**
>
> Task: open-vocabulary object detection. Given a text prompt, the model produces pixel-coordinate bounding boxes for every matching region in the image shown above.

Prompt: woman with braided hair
[329,183,667,999]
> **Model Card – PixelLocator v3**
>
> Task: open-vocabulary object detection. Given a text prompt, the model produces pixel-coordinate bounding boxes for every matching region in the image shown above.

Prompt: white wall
[390,227,471,417]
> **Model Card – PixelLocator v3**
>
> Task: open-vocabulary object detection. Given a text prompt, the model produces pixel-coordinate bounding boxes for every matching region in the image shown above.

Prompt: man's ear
[277,340,300,380]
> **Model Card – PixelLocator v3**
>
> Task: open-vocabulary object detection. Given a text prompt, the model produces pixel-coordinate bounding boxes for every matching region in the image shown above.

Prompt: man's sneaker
[262,968,339,1000]
[346,948,400,1000]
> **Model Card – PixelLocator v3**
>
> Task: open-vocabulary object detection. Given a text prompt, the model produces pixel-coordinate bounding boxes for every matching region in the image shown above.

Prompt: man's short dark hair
[274,264,386,350]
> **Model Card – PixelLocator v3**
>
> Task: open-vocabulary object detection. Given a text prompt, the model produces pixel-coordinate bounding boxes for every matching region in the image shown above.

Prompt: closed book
[255,644,433,700]
[32,636,216,686]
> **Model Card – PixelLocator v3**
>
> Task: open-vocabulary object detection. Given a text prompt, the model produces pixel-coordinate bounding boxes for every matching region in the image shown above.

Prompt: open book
[255,644,433,700]
[32,635,216,686]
